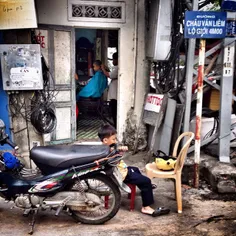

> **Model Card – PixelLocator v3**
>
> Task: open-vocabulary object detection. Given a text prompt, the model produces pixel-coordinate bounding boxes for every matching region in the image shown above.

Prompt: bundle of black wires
[9,56,57,134]
[30,93,57,134]
[157,0,186,97]
[30,56,57,134]
[9,92,31,121]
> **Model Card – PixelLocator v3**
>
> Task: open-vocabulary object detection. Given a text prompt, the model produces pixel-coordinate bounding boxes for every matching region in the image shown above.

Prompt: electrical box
[147,0,172,61]
[0,44,43,91]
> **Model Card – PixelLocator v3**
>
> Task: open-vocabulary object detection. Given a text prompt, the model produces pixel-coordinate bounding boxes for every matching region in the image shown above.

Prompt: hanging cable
[156,0,185,98]
[9,55,58,134]
[30,55,57,134]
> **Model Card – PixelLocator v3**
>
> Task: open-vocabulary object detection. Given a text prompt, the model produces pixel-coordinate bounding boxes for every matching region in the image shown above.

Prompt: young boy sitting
[98,124,170,217]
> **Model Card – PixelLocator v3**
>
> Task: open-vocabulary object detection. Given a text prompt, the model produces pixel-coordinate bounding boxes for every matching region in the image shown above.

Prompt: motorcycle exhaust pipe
[43,200,64,206]
[43,196,72,206]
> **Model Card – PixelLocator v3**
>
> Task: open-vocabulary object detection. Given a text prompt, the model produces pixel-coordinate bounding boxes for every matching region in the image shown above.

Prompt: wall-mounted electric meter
[146,0,172,61]
[0,44,43,91]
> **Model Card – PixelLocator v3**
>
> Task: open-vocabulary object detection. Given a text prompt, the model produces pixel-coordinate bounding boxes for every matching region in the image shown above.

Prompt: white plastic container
[190,114,236,143]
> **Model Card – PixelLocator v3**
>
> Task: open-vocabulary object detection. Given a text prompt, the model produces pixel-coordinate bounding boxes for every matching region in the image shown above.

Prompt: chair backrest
[172,132,194,173]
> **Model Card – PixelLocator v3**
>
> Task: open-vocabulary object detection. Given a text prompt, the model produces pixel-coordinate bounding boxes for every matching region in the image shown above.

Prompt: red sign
[144,94,164,113]
[35,32,45,48]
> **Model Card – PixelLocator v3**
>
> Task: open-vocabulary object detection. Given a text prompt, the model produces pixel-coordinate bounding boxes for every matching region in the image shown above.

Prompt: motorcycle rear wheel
[69,174,121,224]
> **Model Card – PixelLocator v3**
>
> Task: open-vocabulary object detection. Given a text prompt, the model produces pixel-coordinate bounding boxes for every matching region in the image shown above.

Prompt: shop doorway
[75,29,118,142]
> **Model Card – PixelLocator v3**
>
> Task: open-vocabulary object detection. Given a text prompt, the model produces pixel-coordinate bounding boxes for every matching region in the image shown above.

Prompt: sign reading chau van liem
[184,11,227,39]
[144,94,164,113]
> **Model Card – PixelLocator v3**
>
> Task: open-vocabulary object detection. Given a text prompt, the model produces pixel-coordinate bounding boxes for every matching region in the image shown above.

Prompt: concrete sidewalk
[0,152,235,236]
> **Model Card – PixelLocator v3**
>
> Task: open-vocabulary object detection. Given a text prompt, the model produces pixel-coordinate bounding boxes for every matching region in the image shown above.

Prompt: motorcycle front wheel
[69,174,121,224]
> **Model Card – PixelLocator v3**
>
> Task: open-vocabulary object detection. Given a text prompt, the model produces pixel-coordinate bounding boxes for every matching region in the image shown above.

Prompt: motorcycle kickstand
[28,209,38,235]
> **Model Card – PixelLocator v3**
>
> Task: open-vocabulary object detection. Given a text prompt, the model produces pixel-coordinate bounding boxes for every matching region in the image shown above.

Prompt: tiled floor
[76,101,114,142]
[76,116,104,141]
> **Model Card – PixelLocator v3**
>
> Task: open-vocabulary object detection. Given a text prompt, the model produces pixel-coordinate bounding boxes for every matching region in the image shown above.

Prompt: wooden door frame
[37,24,76,144]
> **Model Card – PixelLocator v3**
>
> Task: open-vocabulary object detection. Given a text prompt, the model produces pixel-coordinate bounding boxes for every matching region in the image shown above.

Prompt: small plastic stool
[127,184,136,211]
[104,184,136,211]
[104,195,109,209]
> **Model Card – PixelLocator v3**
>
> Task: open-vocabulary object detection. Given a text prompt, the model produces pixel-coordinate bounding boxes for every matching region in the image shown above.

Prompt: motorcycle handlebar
[95,154,122,165]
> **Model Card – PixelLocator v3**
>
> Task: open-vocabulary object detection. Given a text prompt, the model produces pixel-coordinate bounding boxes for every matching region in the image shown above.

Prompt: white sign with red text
[144,94,164,113]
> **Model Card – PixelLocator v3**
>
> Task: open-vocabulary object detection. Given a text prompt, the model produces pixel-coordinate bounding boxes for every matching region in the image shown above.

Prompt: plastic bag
[2,152,21,169]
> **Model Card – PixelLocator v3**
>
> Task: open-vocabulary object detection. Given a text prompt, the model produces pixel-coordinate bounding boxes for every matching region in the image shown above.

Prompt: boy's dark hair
[98,124,117,141]
[93,60,102,67]
[112,52,118,60]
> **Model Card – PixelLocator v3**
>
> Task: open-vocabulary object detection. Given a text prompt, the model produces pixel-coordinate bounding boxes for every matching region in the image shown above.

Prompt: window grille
[68,1,125,23]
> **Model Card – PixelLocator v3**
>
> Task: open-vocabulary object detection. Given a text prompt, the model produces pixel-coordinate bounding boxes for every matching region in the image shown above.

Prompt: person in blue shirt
[77,60,108,100]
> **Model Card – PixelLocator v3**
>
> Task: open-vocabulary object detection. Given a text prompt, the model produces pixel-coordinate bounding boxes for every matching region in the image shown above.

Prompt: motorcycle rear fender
[110,175,131,193]
[104,167,131,194]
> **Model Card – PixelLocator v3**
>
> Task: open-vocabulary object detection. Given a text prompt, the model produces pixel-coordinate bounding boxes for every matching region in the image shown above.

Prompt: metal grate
[72,5,122,19]
[68,1,125,23]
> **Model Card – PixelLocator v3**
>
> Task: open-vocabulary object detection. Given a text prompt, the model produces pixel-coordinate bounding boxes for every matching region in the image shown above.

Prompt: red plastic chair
[104,195,109,209]
[127,184,136,211]
[104,184,136,211]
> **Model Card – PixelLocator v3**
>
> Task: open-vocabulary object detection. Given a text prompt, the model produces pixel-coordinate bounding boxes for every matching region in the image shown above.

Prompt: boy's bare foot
[141,206,155,215]
[141,206,170,217]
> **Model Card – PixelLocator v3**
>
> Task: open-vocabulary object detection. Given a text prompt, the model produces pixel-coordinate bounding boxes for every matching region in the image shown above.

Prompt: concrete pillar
[133,0,149,119]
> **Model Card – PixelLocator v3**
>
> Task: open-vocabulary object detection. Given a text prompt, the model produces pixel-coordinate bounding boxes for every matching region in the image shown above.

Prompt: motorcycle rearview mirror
[0,119,5,129]
[0,120,17,149]
[0,119,6,141]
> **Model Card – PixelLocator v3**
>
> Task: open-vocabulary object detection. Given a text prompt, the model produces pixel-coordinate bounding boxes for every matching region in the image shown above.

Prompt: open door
[35,26,76,145]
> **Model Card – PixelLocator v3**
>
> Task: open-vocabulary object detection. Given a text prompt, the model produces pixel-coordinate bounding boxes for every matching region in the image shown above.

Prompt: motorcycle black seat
[30,145,110,168]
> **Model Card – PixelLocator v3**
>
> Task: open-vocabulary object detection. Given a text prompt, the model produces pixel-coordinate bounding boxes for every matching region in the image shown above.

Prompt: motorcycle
[0,119,130,234]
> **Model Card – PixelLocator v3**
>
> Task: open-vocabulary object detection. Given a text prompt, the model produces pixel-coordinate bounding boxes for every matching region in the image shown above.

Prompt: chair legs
[127,184,136,211]
[104,195,109,209]
[175,174,182,213]
[105,185,136,211]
